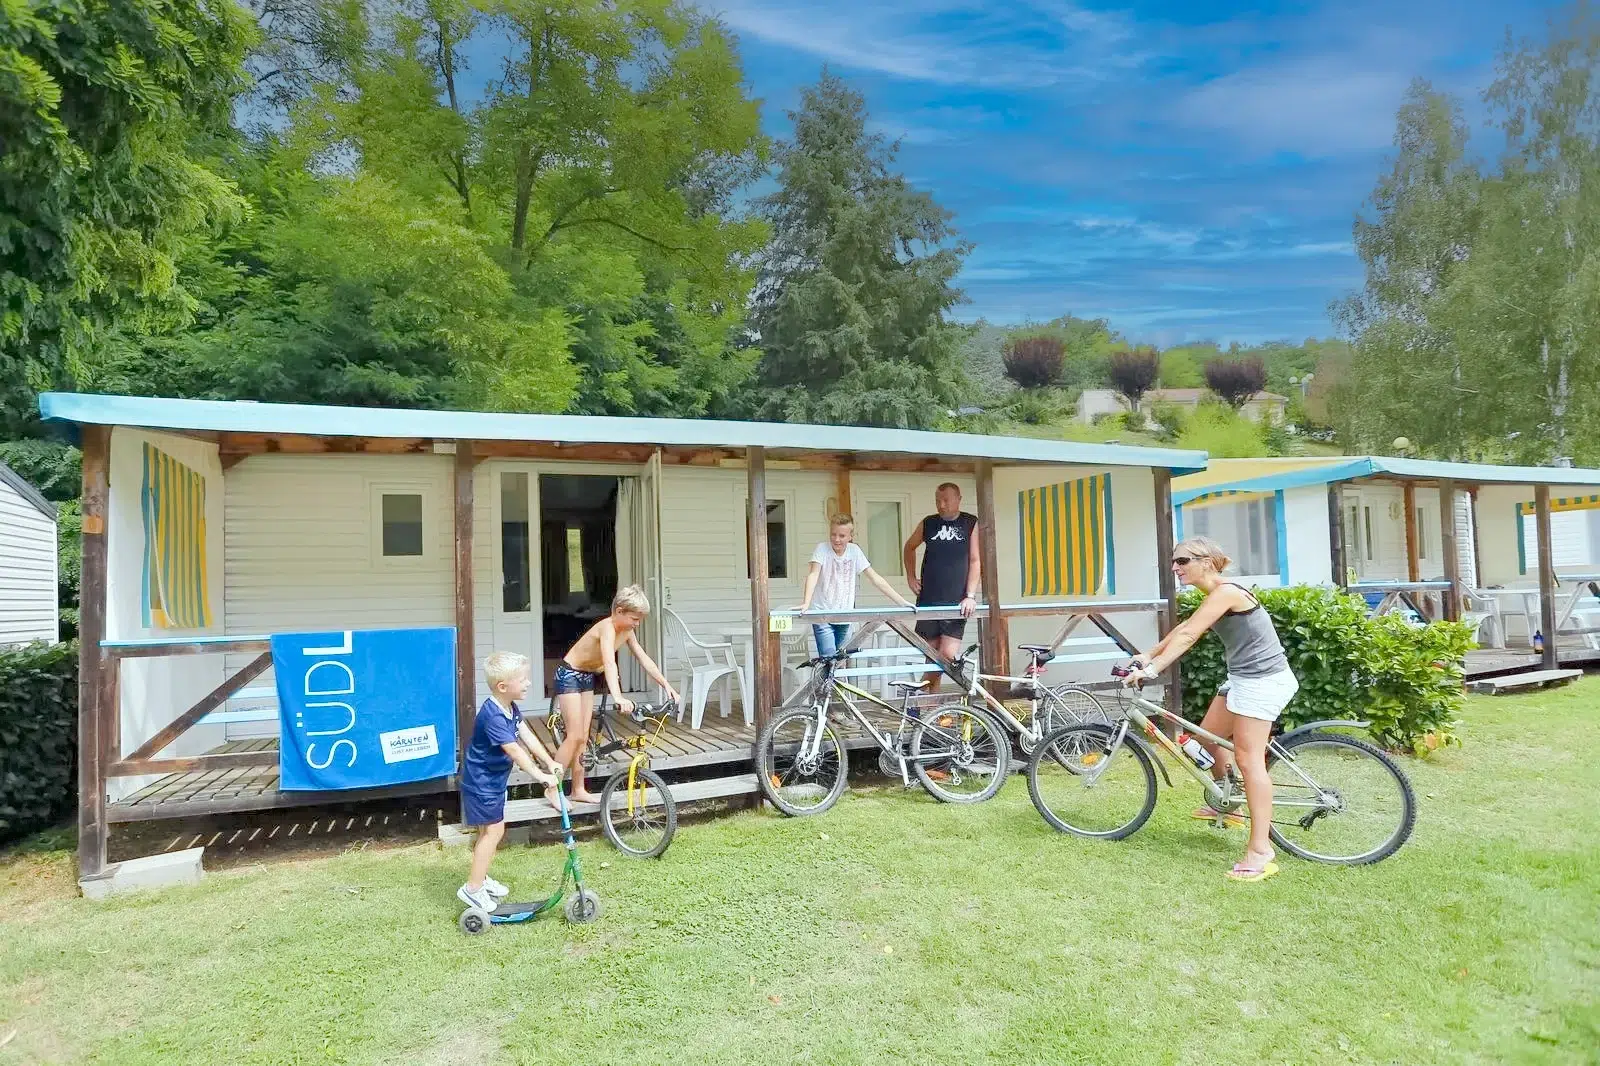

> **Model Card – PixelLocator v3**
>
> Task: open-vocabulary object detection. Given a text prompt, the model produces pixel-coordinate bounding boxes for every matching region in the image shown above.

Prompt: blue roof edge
[38,392,1210,473]
[1173,455,1600,505]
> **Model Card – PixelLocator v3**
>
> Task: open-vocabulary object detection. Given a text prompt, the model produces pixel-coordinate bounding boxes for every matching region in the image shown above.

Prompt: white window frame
[1188,497,1281,585]
[860,495,911,578]
[369,481,433,567]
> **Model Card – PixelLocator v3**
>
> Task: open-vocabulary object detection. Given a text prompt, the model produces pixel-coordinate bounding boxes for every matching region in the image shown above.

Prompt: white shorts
[1218,668,1299,722]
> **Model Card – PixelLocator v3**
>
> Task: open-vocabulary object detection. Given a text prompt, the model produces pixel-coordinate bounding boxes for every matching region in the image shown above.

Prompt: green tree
[1,0,252,436]
[1451,4,1600,462]
[747,71,972,428]
[1158,347,1204,388]
[1334,81,1483,457]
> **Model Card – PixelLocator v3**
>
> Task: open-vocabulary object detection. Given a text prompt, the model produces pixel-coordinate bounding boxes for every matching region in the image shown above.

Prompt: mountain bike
[1026,665,1416,865]
[547,695,679,858]
[756,649,1010,817]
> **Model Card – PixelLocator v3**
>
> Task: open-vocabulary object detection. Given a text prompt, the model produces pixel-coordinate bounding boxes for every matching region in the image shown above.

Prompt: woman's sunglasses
[1171,556,1194,566]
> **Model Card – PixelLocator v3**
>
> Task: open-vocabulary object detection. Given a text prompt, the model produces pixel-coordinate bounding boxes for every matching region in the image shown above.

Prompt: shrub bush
[1002,334,1066,389]
[1177,585,1473,755]
[1149,402,1186,438]
[1176,404,1269,457]
[0,641,78,845]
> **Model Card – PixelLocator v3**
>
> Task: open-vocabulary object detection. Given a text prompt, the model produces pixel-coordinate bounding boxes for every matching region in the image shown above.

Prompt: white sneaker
[483,875,509,898]
[457,883,497,912]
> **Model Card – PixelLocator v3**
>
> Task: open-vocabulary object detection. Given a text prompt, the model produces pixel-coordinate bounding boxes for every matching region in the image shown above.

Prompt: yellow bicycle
[548,696,679,858]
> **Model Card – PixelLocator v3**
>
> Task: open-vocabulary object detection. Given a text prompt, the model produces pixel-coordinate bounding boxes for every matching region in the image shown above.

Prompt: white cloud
[712,0,1151,89]
[1177,52,1414,156]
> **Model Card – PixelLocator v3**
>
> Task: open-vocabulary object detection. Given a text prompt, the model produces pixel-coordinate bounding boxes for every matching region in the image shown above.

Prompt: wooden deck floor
[109,705,904,823]
[1465,639,1600,680]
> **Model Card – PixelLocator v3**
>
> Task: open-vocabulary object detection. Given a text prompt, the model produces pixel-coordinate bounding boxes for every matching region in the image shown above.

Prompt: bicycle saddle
[889,680,930,693]
[1017,644,1054,656]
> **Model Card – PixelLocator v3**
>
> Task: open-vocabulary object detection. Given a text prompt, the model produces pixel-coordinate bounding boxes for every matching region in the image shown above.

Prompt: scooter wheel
[458,906,492,936]
[564,889,602,924]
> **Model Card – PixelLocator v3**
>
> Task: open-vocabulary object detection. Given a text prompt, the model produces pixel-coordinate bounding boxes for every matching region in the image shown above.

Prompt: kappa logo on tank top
[929,525,966,542]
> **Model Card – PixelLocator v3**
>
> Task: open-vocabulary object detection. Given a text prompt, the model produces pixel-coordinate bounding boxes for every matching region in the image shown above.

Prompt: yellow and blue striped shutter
[141,444,211,629]
[1018,474,1114,597]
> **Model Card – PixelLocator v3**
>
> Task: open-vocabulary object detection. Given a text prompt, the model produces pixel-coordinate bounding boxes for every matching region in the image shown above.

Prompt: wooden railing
[99,636,275,779]
[1348,581,1452,622]
[769,598,1171,699]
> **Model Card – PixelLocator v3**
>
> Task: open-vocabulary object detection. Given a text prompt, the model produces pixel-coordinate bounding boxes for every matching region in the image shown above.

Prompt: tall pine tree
[748,71,971,428]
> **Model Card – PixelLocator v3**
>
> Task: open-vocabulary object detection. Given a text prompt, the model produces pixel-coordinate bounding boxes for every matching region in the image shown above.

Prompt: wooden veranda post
[1438,479,1461,622]
[1403,483,1420,583]
[746,447,778,735]
[1468,486,1485,589]
[454,442,475,818]
[77,425,111,881]
[1327,485,1346,586]
[974,461,1008,678]
[835,467,851,521]
[1534,484,1559,669]
[1153,469,1182,715]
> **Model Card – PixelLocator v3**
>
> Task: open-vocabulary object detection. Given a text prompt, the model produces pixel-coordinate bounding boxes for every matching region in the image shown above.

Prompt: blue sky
[706,0,1559,345]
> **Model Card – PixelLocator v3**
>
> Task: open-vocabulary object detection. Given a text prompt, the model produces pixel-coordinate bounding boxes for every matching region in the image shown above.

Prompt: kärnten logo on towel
[379,725,439,764]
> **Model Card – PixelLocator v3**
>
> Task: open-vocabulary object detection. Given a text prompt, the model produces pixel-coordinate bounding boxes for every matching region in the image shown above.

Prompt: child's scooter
[457,785,601,935]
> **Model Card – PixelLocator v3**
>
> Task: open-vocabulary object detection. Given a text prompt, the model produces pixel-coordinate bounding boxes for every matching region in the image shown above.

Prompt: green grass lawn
[3,683,1598,1065]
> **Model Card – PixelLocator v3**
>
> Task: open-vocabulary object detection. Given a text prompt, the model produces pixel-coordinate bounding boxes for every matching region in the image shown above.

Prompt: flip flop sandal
[1226,860,1279,883]
[1192,805,1245,828]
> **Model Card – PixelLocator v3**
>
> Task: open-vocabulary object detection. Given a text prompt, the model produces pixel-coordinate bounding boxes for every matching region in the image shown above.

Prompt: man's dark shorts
[915,617,967,642]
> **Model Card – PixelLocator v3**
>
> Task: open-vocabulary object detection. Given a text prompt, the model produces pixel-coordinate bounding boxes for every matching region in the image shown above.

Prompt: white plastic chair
[778,628,813,698]
[662,608,747,729]
[1458,586,1505,649]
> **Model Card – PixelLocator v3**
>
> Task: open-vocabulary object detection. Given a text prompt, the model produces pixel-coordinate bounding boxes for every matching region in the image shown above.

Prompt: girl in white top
[797,514,915,657]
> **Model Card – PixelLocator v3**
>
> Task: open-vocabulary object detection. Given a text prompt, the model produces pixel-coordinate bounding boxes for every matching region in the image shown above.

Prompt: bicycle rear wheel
[1041,684,1113,728]
[599,766,677,858]
[910,705,1009,803]
[1266,731,1415,865]
[757,707,848,817]
[1027,723,1157,839]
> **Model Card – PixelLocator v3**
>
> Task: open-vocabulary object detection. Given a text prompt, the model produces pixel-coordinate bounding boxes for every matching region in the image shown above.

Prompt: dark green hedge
[0,640,78,845]
[1178,585,1475,755]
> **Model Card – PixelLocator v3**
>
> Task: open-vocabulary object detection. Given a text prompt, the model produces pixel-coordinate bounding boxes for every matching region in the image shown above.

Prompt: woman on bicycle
[1124,535,1298,882]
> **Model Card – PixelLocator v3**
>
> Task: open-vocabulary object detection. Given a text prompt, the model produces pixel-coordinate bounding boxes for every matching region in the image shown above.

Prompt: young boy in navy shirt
[458,650,563,912]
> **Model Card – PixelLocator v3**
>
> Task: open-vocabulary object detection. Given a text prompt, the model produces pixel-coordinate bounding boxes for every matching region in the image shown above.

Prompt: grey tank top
[1210,583,1289,678]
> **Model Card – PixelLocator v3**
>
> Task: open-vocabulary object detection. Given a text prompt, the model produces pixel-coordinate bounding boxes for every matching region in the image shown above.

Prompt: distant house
[1077,388,1289,426]
[0,462,59,646]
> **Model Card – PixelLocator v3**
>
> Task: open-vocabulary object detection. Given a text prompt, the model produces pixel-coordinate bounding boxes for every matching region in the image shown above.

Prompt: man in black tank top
[901,482,980,692]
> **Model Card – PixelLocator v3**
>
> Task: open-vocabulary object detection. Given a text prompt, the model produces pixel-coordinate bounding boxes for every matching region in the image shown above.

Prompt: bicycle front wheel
[910,705,1010,803]
[599,766,677,859]
[1266,731,1416,865]
[1027,723,1157,839]
[757,707,848,817]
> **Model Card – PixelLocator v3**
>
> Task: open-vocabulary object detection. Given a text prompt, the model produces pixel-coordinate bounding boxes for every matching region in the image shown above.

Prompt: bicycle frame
[548,698,673,813]
[1090,687,1366,819]
[794,662,974,785]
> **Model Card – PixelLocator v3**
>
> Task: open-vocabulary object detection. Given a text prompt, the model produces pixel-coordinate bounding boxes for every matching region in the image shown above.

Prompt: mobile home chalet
[40,393,1206,884]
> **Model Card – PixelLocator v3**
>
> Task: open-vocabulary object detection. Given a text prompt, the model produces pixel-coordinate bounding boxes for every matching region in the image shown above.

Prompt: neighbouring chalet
[1173,455,1600,676]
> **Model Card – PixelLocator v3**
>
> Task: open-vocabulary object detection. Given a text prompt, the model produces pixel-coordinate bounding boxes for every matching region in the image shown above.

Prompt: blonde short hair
[1174,535,1233,574]
[612,584,650,616]
[829,513,854,529]
[483,650,530,688]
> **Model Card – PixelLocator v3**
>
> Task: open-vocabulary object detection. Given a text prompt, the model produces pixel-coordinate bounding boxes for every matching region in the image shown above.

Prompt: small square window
[381,493,424,557]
